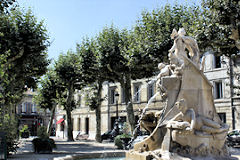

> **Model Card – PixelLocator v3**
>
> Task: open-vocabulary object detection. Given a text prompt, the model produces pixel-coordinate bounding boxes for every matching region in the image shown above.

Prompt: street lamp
[114,91,120,136]
[115,91,120,121]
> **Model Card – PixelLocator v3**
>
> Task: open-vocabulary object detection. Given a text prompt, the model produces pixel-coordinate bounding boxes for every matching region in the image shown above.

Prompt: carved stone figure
[168,99,229,135]
[126,28,231,160]
[156,63,173,99]
[169,28,200,68]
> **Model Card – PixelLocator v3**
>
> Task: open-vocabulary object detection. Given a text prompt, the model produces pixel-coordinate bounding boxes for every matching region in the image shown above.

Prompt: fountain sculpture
[126,28,231,160]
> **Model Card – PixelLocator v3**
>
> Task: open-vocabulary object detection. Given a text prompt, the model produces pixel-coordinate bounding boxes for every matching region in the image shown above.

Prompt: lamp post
[115,91,119,122]
[229,56,235,129]
[115,91,120,135]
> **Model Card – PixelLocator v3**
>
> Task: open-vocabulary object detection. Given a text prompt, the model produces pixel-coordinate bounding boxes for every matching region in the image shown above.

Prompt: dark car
[227,129,240,147]
[101,130,113,141]
[101,122,123,142]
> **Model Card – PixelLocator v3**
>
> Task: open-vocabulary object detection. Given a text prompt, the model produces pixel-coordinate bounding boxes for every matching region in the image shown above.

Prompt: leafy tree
[95,5,204,133]
[200,0,240,55]
[0,114,18,154]
[0,8,50,108]
[34,69,60,136]
[0,0,16,13]
[199,0,239,129]
[0,7,49,154]
[96,26,137,132]
[54,51,83,141]
[133,4,204,68]
[84,82,103,142]
[76,39,104,142]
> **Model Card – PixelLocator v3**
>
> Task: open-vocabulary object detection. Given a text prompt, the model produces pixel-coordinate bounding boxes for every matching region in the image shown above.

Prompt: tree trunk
[66,83,74,141]
[121,74,135,133]
[95,81,103,142]
[47,105,56,137]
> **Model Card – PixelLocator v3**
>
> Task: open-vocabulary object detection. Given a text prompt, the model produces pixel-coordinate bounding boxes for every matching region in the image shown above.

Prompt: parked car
[101,122,123,142]
[101,130,113,141]
[227,129,240,147]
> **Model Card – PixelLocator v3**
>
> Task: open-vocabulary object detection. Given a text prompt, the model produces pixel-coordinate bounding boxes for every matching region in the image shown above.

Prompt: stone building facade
[17,89,51,136]
[55,53,240,139]
[204,52,240,129]
[55,80,165,139]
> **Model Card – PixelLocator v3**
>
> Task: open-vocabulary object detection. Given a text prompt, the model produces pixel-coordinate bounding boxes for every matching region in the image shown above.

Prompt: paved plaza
[7,136,240,160]
[8,137,124,160]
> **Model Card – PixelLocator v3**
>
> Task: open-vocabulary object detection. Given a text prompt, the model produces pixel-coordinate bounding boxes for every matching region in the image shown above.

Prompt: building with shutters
[55,52,240,139]
[16,89,51,136]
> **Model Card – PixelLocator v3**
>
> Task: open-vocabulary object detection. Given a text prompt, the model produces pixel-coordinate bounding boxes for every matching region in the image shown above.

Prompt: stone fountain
[126,28,232,160]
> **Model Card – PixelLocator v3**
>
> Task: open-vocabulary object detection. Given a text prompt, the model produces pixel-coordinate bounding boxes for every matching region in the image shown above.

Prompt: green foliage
[114,133,132,149]
[132,4,204,73]
[96,25,129,81]
[200,0,240,56]
[0,0,16,13]
[37,126,49,139]
[34,69,59,110]
[84,83,103,110]
[93,5,203,132]
[32,138,56,153]
[19,125,30,138]
[77,38,98,84]
[32,126,56,153]
[0,114,18,154]
[54,50,86,141]
[0,8,50,106]
[54,50,82,111]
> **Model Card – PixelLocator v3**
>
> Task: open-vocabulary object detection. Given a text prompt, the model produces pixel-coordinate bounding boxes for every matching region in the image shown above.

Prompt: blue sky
[17,0,200,61]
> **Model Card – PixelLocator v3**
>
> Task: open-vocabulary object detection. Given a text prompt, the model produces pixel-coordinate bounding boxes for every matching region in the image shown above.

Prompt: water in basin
[80,157,124,160]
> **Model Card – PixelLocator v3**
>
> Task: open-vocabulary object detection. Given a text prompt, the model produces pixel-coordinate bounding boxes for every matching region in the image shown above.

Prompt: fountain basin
[81,158,124,160]
[53,151,125,160]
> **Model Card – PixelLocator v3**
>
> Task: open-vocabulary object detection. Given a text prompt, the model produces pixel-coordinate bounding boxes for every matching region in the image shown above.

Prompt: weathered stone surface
[127,28,232,160]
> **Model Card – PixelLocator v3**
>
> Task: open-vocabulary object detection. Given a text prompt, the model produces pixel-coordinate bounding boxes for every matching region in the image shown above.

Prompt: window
[18,104,22,114]
[32,104,37,113]
[218,113,226,123]
[147,83,155,101]
[27,102,33,114]
[133,84,141,102]
[77,95,81,107]
[23,102,33,114]
[78,118,81,131]
[214,55,221,68]
[121,88,126,104]
[22,103,27,113]
[214,81,223,99]
[85,118,89,134]
[109,88,116,104]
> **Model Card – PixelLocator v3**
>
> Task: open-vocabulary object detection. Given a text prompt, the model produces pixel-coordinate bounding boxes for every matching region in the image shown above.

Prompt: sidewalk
[8,137,124,160]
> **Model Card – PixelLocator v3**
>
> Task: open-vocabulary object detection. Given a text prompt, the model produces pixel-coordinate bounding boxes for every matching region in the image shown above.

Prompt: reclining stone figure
[167,99,228,135]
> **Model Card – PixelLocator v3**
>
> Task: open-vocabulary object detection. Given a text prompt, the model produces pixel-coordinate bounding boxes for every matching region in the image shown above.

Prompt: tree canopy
[0,8,50,105]
[200,0,240,56]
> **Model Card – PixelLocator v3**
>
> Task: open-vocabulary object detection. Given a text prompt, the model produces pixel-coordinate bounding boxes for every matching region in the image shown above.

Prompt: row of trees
[0,0,50,154]
[36,0,239,142]
[0,0,237,154]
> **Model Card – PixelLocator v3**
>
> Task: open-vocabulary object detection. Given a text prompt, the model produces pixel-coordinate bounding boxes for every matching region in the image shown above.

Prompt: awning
[56,118,64,124]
